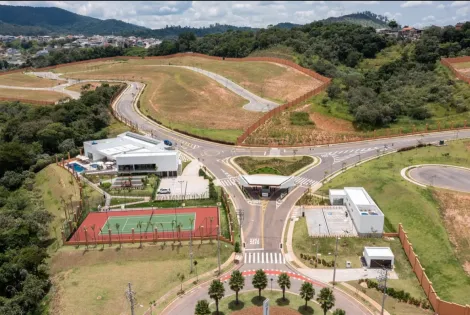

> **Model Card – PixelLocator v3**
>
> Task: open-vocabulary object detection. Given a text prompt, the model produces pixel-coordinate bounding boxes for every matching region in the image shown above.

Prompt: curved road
[5,69,470,314]
[409,165,470,193]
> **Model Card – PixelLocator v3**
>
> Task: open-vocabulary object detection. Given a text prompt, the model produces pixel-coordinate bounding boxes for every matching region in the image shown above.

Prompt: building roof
[364,247,394,258]
[84,132,176,160]
[239,174,293,186]
[344,187,375,205]
[329,189,346,196]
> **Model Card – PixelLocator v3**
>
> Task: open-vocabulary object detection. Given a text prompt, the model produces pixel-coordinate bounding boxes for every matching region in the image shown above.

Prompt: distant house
[399,26,422,40]
[35,49,49,57]
[376,28,399,37]
[456,22,464,31]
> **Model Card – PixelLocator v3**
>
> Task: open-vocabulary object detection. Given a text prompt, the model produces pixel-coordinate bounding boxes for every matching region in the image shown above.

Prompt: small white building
[238,174,295,197]
[83,132,181,177]
[329,187,384,236]
[363,247,394,269]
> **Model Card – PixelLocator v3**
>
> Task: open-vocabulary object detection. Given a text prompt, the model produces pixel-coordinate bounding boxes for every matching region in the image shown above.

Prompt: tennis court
[101,213,196,234]
[69,207,219,243]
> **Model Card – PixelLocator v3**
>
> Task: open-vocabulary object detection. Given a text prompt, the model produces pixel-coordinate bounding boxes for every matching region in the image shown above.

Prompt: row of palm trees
[195,269,346,315]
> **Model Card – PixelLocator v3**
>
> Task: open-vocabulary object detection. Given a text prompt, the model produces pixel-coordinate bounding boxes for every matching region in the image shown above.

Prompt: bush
[289,112,314,126]
[234,241,240,253]
[100,182,112,190]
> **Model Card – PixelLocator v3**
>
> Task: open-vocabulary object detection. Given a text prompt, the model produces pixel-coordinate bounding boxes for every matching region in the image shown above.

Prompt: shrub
[234,241,240,253]
[100,182,112,190]
[289,112,315,126]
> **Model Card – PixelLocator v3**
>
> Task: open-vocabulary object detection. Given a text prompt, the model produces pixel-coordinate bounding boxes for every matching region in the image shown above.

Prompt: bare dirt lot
[0,88,67,103]
[0,72,64,87]
[434,189,470,275]
[66,81,120,93]
[310,112,355,133]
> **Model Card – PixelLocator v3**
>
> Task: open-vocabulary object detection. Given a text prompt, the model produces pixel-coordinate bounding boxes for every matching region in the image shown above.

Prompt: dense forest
[147,21,470,128]
[0,84,119,314]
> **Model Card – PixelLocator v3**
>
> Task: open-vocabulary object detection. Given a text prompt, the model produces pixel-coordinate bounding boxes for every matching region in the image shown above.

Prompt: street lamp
[270,278,273,292]
[332,236,340,286]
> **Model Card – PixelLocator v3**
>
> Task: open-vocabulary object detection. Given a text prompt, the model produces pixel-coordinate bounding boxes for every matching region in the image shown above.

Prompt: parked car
[164,139,173,146]
[158,188,171,194]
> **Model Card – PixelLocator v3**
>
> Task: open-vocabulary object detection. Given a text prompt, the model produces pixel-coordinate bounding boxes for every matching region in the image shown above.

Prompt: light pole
[332,236,340,286]
[217,225,221,275]
[178,180,184,201]
[270,278,273,292]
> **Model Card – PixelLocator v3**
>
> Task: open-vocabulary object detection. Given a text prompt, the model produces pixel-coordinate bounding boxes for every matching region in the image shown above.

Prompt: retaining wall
[398,223,470,314]
[441,57,470,84]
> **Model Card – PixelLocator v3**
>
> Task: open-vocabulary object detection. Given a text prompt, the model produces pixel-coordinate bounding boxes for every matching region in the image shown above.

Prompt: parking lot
[304,206,357,236]
[157,175,209,200]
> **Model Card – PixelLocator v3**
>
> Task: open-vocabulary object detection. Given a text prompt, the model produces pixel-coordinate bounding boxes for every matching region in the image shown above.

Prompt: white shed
[363,247,394,269]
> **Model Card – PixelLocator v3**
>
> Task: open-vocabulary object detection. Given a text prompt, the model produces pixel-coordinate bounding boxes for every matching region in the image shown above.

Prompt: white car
[158,188,171,194]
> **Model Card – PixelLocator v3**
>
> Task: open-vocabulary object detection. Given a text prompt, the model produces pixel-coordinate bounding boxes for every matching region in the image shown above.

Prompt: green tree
[229,270,245,304]
[300,281,315,309]
[333,309,346,315]
[277,272,291,301]
[317,287,336,315]
[137,221,143,248]
[194,299,211,315]
[177,272,185,293]
[115,223,121,248]
[388,20,398,29]
[208,279,225,315]
[252,269,268,299]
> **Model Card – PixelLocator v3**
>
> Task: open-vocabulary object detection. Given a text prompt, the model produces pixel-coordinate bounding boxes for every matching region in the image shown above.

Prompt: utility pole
[189,218,194,273]
[237,209,244,240]
[217,225,221,275]
[126,282,136,315]
[332,236,339,286]
[378,268,389,315]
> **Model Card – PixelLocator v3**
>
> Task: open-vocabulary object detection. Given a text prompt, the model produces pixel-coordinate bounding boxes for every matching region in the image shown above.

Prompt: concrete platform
[304,206,357,236]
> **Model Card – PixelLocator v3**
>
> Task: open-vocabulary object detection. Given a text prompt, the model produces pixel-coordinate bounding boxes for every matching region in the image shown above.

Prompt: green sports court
[100,213,196,234]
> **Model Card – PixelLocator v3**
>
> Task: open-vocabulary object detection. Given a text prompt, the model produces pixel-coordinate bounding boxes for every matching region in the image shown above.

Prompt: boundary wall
[441,56,470,84]
[398,223,470,315]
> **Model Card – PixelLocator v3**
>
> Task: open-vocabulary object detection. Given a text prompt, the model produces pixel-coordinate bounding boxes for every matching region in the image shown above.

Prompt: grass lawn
[340,282,433,315]
[319,139,470,304]
[58,61,257,143]
[49,242,233,315]
[213,290,323,315]
[109,197,145,206]
[66,81,120,93]
[234,156,315,176]
[0,72,64,87]
[0,88,68,103]
[292,218,426,299]
[104,114,132,138]
[36,164,82,250]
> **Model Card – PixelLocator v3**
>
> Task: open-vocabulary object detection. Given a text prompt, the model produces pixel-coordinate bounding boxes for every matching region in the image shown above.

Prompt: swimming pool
[68,162,85,173]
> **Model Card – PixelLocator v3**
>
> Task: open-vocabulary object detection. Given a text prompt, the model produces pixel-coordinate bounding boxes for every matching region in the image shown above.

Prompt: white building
[83,132,181,177]
[363,247,394,269]
[329,187,384,236]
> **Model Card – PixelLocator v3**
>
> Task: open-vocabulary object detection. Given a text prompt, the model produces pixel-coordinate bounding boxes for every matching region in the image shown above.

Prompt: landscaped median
[232,155,318,176]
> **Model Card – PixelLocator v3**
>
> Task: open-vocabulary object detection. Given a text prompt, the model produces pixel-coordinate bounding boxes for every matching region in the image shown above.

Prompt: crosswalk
[244,251,286,265]
[179,153,192,162]
[219,176,238,187]
[320,146,389,164]
[177,140,199,150]
[294,177,318,187]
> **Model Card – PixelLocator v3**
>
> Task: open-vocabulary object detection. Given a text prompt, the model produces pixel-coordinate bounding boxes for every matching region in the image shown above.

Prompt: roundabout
[402,164,470,193]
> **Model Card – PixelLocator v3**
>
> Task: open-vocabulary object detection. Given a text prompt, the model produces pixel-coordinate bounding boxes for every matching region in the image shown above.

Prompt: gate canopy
[239,174,295,189]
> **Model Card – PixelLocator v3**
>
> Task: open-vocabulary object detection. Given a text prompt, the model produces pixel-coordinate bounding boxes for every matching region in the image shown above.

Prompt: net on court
[100,213,196,235]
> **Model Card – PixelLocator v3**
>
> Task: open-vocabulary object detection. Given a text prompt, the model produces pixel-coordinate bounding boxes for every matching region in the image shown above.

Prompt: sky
[0,1,468,29]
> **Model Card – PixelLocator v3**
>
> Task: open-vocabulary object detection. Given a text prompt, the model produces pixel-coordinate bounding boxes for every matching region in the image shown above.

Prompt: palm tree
[208,279,225,315]
[300,281,315,309]
[72,221,79,242]
[171,220,176,242]
[277,272,291,301]
[83,226,89,248]
[176,272,185,293]
[159,222,165,244]
[90,224,97,247]
[137,221,143,248]
[317,287,335,315]
[252,269,268,299]
[229,270,245,305]
[115,223,122,248]
[177,222,184,245]
[193,260,199,282]
[99,227,105,249]
[194,299,211,315]
[332,309,346,315]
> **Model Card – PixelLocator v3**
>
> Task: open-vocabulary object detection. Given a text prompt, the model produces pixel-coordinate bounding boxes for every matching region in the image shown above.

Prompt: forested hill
[321,11,389,29]
[0,5,150,36]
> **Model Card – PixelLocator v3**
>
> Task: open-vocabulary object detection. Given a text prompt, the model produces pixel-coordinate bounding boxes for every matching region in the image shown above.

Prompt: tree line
[0,85,120,314]
[194,269,345,315]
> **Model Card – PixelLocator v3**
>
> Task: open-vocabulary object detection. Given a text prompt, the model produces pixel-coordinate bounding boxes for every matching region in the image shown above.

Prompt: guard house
[238,174,295,198]
[329,187,384,236]
[363,247,394,269]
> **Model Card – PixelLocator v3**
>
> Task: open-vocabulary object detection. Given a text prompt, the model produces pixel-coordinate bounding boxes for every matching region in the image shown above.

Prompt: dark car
[164,140,173,146]
[158,188,171,194]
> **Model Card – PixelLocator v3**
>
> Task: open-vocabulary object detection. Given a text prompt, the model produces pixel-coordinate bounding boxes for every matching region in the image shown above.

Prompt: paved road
[6,69,470,314]
[409,165,470,193]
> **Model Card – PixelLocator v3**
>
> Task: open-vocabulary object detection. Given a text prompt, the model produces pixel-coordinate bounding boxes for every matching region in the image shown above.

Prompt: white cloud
[436,4,446,8]
[456,5,470,15]
[450,1,469,7]
[400,1,433,8]
[422,15,435,21]
[295,10,316,18]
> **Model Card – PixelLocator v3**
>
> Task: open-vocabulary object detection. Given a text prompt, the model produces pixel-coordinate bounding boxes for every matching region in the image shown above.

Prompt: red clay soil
[310,112,355,133]
[232,306,301,315]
